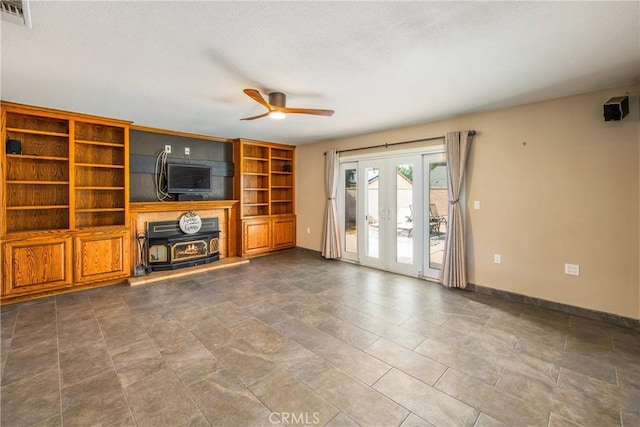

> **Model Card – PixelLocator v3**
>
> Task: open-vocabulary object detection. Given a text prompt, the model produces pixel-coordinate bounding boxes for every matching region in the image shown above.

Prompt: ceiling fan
[240,89,334,121]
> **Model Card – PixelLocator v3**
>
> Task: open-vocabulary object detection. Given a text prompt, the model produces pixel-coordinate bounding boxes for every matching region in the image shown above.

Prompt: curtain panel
[440,131,474,288]
[322,150,341,259]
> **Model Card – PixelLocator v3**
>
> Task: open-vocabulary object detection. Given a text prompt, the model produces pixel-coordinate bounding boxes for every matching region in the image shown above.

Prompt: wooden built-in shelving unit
[235,139,296,256]
[1,102,131,301]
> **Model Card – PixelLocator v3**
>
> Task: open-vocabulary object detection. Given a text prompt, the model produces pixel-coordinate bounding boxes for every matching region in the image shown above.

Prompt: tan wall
[296,85,640,319]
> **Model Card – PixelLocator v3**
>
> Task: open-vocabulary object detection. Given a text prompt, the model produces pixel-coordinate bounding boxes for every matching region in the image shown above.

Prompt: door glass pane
[366,167,379,258]
[344,168,357,254]
[429,162,447,269]
[396,164,413,265]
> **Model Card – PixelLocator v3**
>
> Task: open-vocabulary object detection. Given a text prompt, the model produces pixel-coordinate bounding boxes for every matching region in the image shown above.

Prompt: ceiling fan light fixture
[240,88,334,121]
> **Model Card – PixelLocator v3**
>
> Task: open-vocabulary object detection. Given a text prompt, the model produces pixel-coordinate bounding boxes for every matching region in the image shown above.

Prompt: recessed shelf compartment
[6,157,69,181]
[75,167,125,187]
[75,211,125,228]
[6,113,69,134]
[4,132,69,158]
[75,121,125,145]
[75,142,124,166]
[5,208,70,233]
[75,188,125,210]
[7,183,69,207]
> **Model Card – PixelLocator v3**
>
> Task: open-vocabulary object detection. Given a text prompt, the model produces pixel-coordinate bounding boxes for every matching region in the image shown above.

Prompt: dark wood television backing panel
[129,129,234,202]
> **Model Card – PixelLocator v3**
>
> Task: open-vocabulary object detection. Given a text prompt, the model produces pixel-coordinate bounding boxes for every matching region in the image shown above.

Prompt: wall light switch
[473,201,481,210]
[494,254,502,264]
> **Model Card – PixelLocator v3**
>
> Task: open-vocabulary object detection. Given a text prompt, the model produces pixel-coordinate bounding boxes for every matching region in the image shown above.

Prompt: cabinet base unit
[2,236,73,297]
[241,215,296,256]
[243,218,272,255]
[74,229,130,283]
[271,215,296,250]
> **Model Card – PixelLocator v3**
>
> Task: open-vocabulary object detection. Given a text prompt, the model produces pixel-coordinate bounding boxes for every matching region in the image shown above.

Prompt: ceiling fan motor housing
[268,92,286,108]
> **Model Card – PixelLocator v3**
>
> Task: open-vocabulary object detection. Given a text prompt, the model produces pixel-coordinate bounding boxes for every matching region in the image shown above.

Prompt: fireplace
[146,216,219,271]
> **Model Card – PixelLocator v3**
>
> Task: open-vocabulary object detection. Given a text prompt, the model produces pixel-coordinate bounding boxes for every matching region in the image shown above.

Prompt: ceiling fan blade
[240,112,270,121]
[283,107,335,116]
[243,89,272,109]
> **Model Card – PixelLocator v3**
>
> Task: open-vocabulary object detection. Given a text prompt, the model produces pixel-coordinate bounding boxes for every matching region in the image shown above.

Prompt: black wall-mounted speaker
[603,96,629,121]
[6,139,22,154]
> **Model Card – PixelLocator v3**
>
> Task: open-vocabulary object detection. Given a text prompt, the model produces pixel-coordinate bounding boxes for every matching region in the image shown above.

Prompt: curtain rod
[325,130,476,155]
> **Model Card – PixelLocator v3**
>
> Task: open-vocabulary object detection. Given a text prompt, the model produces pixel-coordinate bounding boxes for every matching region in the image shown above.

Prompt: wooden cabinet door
[271,215,296,250]
[74,229,129,283]
[2,236,73,296]
[242,218,271,255]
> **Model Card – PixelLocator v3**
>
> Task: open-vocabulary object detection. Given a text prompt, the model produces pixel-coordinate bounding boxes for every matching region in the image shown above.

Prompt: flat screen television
[166,163,212,194]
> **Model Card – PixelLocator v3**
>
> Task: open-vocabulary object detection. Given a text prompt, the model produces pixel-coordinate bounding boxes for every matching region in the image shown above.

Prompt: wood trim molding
[233,138,297,150]
[1,101,133,126]
[130,200,239,213]
[130,124,233,144]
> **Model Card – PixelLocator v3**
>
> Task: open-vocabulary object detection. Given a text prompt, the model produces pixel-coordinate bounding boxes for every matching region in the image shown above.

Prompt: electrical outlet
[564,264,580,276]
[306,227,311,234]
[494,254,502,264]
[164,145,171,154]
[185,147,190,155]
[473,201,481,210]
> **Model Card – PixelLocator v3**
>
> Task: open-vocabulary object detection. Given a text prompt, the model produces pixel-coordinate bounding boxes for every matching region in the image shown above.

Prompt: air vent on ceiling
[1,0,31,27]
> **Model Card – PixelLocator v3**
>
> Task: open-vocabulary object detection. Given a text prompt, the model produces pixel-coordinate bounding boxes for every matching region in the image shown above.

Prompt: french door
[358,156,423,276]
[338,150,447,281]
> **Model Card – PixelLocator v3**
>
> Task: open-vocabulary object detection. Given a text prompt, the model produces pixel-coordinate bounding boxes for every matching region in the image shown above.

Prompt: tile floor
[1,249,639,427]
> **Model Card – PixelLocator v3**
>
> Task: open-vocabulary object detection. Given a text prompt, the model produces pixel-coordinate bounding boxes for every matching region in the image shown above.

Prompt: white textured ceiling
[2,1,639,144]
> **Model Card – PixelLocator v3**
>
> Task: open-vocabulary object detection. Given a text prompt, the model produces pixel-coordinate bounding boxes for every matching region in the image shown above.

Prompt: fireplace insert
[146,217,219,271]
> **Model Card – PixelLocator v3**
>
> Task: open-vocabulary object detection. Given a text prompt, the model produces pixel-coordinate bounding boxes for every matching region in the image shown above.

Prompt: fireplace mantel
[130,200,239,213]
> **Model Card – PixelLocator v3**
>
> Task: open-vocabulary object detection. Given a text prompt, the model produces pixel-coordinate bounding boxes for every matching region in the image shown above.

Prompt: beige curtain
[322,150,341,259]
[440,131,474,288]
